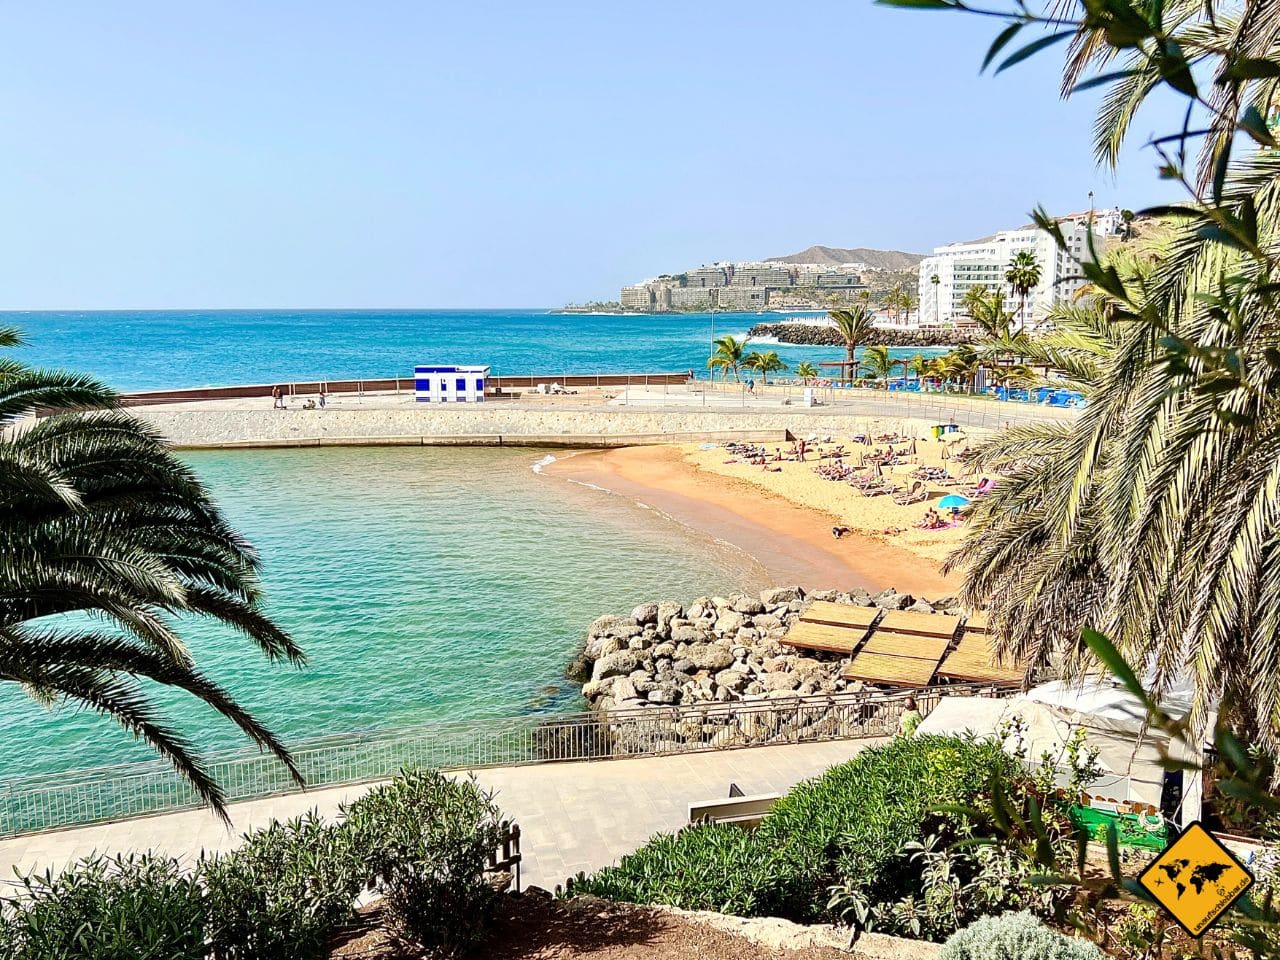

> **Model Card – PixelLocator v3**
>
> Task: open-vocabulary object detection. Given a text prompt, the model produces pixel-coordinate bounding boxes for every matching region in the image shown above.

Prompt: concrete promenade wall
[135,397,1074,449]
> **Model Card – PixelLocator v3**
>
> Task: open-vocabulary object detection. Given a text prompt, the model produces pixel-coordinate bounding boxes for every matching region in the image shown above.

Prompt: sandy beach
[545,425,983,597]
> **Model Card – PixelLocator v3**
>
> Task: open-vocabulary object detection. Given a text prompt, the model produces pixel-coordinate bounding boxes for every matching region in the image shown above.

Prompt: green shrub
[203,811,364,960]
[939,912,1104,960]
[570,735,1019,923]
[342,769,505,955]
[760,734,1019,906]
[0,852,206,960]
[567,823,810,917]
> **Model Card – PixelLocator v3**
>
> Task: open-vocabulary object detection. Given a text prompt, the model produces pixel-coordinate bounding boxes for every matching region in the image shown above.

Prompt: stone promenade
[0,739,880,891]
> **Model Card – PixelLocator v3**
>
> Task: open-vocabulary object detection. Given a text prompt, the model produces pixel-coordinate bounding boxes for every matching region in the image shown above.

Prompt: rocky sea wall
[572,585,961,710]
[749,323,980,348]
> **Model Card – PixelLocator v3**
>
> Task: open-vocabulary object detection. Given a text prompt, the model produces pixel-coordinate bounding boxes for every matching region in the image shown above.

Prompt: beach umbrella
[938,494,970,510]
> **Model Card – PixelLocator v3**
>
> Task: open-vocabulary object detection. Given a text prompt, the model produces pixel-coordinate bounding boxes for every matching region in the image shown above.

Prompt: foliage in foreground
[0,769,506,960]
[940,911,1104,960]
[567,734,1044,934]
[0,852,207,960]
[0,324,304,814]
[343,770,506,954]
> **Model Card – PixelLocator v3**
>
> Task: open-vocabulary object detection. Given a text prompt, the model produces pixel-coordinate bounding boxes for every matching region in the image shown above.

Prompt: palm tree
[964,287,1015,341]
[936,345,981,394]
[913,0,1280,746]
[907,352,930,388]
[902,292,919,325]
[707,334,748,382]
[929,274,941,323]
[863,345,896,388]
[0,326,303,817]
[1004,251,1041,333]
[742,350,787,384]
[829,307,875,385]
[794,361,818,384]
[947,229,1280,745]
[885,284,908,323]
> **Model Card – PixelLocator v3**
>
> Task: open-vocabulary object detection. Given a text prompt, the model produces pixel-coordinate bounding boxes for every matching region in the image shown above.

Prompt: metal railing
[0,684,1010,837]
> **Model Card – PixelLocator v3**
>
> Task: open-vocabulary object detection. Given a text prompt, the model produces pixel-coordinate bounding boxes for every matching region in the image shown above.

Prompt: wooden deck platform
[780,621,870,655]
[798,601,881,631]
[875,609,962,639]
[936,631,1024,684]
[841,652,940,687]
[861,632,951,662]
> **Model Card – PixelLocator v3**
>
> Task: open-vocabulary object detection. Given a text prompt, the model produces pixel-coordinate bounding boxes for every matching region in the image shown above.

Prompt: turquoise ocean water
[1,308,933,391]
[0,446,767,779]
[0,309,938,779]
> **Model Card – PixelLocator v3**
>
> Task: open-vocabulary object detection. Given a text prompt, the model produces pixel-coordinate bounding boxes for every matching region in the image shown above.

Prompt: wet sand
[546,446,959,597]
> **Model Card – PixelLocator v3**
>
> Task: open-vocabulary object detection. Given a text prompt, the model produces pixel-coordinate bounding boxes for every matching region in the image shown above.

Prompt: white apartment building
[917,217,1105,328]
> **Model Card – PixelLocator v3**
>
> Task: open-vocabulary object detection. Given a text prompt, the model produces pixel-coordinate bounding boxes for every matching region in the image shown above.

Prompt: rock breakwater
[748,323,979,348]
[571,585,962,713]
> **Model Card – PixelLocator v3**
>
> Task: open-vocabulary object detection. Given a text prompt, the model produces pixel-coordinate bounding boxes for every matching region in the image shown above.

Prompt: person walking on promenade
[898,696,922,737]
[272,385,284,409]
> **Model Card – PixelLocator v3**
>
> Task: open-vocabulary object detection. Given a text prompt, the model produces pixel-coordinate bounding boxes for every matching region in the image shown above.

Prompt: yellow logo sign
[1137,821,1254,936]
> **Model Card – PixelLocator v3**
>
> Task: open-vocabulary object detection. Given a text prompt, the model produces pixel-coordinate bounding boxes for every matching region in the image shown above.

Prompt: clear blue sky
[0,1,1180,309]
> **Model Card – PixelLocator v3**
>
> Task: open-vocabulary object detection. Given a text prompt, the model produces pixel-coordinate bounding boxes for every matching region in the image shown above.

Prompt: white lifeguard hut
[414,365,490,403]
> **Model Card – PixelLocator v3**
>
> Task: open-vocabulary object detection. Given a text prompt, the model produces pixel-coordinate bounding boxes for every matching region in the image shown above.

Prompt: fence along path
[0,684,1007,837]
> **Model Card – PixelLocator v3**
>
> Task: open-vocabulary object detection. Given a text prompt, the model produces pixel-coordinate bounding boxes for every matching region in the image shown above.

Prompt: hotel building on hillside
[916,210,1123,328]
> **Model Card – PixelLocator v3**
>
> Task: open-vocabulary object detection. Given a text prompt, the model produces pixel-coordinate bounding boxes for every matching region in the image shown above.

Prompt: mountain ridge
[766,244,925,271]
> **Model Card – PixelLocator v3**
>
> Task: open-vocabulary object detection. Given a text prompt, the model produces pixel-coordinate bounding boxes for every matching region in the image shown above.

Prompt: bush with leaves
[564,822,811,917]
[203,811,364,960]
[940,911,1104,960]
[571,735,1026,925]
[341,770,505,955]
[0,852,206,960]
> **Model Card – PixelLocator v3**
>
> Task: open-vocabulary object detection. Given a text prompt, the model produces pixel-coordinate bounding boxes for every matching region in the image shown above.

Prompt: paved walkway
[0,740,880,891]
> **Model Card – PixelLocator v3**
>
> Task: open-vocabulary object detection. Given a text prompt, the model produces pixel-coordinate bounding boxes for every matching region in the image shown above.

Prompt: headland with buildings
[587,207,1130,333]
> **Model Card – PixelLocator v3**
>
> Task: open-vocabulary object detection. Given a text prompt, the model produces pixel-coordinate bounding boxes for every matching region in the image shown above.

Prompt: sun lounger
[892,481,928,506]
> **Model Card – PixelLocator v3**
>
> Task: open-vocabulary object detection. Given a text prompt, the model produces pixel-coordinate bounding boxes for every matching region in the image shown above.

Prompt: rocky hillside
[767,245,925,271]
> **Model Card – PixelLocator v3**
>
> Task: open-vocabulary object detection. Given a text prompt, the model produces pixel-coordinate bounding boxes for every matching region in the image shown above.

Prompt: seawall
[134,398,1073,449]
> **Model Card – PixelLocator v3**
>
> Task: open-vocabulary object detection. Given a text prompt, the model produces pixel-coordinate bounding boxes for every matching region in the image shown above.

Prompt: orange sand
[547,443,970,597]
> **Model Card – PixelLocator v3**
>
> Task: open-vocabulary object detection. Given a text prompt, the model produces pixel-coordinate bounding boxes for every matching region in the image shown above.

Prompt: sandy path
[546,446,958,597]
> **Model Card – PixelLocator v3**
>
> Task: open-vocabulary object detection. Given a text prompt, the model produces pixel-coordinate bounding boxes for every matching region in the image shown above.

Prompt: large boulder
[760,586,805,605]
[671,624,704,643]
[762,672,801,692]
[732,595,766,615]
[714,610,744,636]
[714,669,750,692]
[656,600,684,630]
[588,614,642,640]
[647,685,680,705]
[630,602,659,625]
[592,651,640,681]
[684,643,736,672]
[611,677,639,701]
[874,591,913,610]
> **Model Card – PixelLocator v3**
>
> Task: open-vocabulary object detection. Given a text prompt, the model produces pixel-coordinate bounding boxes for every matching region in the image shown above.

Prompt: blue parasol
[938,494,970,510]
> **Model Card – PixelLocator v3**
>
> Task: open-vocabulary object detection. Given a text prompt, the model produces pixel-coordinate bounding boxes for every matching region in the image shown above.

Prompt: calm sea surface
[0,308,934,391]
[0,447,767,779]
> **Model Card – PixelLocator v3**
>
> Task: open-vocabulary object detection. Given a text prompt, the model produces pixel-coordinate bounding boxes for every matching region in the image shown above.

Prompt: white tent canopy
[919,680,1203,823]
